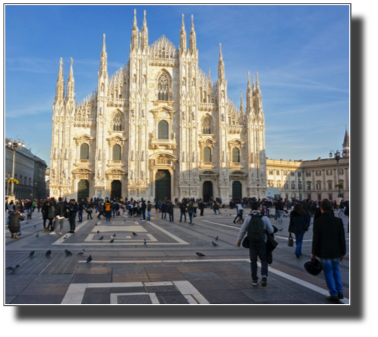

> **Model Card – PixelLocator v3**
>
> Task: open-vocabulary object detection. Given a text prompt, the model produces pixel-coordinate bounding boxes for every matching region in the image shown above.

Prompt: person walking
[237,201,274,287]
[179,201,187,222]
[8,210,24,239]
[68,199,78,233]
[147,201,152,221]
[86,204,93,219]
[50,197,65,235]
[104,200,111,221]
[78,200,84,223]
[141,200,146,221]
[188,201,194,224]
[311,199,346,302]
[199,200,205,216]
[233,200,244,223]
[42,201,50,231]
[46,201,55,231]
[167,201,174,222]
[288,204,308,258]
[161,202,167,219]
[97,202,103,219]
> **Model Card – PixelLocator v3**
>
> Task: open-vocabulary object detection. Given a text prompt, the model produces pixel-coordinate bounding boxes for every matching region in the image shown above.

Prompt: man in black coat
[311,199,346,302]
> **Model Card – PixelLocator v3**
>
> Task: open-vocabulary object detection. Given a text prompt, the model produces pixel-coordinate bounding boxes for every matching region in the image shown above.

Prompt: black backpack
[64,208,71,219]
[247,214,265,242]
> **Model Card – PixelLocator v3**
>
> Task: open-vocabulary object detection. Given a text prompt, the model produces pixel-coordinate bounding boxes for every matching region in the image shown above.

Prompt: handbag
[288,233,294,247]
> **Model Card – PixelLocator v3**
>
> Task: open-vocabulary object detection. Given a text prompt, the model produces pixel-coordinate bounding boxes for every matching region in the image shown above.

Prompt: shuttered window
[113,144,121,160]
[158,120,169,139]
[204,147,212,162]
[80,143,89,160]
[232,148,240,163]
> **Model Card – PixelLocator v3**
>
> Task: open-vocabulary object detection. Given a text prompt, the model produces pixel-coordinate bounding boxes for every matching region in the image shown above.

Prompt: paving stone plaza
[5,207,349,305]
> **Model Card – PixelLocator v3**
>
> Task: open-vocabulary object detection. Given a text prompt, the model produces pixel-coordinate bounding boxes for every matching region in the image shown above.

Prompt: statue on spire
[180,13,187,53]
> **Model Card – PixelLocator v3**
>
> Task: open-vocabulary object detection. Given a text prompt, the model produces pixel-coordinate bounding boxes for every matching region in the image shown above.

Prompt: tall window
[112,112,123,131]
[339,168,344,175]
[276,170,280,175]
[291,171,295,176]
[307,181,311,190]
[158,74,169,101]
[316,181,322,190]
[291,183,295,189]
[204,147,212,162]
[202,117,211,134]
[298,183,302,190]
[328,181,332,190]
[298,171,301,177]
[269,170,273,175]
[232,148,240,163]
[283,170,288,175]
[158,120,169,139]
[326,169,333,176]
[306,171,311,177]
[80,143,89,160]
[113,144,121,160]
[316,170,321,176]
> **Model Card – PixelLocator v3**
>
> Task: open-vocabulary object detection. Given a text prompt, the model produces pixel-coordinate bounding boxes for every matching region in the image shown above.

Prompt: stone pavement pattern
[5,208,350,304]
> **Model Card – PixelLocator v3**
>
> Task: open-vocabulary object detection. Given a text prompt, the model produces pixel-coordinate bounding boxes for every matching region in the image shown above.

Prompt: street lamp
[329,149,342,198]
[6,138,25,196]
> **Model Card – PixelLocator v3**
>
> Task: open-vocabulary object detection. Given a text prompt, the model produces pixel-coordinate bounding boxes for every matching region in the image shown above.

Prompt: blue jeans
[320,258,343,296]
[180,211,186,222]
[189,211,193,223]
[275,209,280,219]
[249,240,268,281]
[169,212,173,222]
[294,234,304,255]
[142,209,146,220]
[161,211,167,219]
[78,211,83,222]
[147,211,151,219]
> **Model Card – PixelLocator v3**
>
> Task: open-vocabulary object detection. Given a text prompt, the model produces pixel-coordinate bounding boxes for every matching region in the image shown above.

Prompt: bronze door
[78,180,89,202]
[203,181,213,202]
[111,180,122,200]
[155,170,171,203]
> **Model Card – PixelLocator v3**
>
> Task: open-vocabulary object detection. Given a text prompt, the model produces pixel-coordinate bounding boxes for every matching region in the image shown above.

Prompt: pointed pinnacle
[134,8,137,25]
[191,14,194,30]
[143,10,146,26]
[181,14,185,29]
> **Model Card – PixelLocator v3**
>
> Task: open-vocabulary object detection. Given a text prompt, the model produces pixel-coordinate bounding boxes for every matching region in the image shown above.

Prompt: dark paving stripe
[41,254,80,274]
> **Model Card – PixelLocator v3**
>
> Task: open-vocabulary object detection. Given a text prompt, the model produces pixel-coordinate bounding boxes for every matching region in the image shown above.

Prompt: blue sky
[5,4,349,166]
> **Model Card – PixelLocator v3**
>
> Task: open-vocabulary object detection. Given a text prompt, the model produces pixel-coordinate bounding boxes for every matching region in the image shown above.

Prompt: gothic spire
[131,9,139,51]
[189,14,196,54]
[54,58,64,105]
[256,72,260,92]
[246,71,253,114]
[240,90,244,114]
[218,43,225,80]
[180,14,187,53]
[99,34,107,74]
[342,126,349,157]
[65,57,75,101]
[141,10,148,50]
[247,71,251,90]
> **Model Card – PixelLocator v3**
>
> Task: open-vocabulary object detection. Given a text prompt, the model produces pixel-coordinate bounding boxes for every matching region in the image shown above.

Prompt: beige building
[266,130,349,201]
[49,10,267,202]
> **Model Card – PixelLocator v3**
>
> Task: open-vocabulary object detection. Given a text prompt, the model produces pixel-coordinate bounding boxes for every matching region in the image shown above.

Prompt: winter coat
[8,211,24,233]
[47,206,55,219]
[288,211,307,236]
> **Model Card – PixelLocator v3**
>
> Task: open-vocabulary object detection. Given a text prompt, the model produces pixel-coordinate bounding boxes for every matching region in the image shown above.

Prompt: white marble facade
[49,10,267,202]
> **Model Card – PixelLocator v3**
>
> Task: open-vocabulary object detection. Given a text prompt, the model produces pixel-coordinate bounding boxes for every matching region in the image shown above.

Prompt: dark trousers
[142,209,146,220]
[200,208,204,216]
[68,217,76,231]
[249,240,268,281]
[169,212,174,222]
[180,211,186,222]
[87,212,92,219]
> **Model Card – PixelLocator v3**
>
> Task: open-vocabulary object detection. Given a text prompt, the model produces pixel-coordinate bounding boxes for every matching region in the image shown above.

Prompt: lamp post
[329,150,342,198]
[6,138,25,196]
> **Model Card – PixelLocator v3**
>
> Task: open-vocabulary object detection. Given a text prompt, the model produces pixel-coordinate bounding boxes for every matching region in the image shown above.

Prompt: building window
[307,194,311,199]
[298,183,302,190]
[291,183,295,189]
[306,171,311,177]
[328,181,332,190]
[318,194,322,201]
[202,117,211,134]
[283,170,288,175]
[113,144,121,160]
[316,170,321,176]
[284,184,288,190]
[232,148,240,163]
[158,74,169,101]
[20,175,23,184]
[80,143,89,160]
[291,171,295,176]
[326,169,333,176]
[112,112,123,131]
[329,194,333,200]
[339,168,344,175]
[298,171,301,177]
[316,182,321,190]
[277,181,281,188]
[24,177,27,185]
[204,147,212,162]
[158,120,169,139]
[299,194,302,200]
[276,170,280,175]
[269,170,273,175]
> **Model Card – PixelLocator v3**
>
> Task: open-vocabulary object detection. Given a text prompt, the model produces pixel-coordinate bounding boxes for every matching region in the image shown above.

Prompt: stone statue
[222,151,225,162]
[131,150,134,161]
[130,170,133,179]
[182,151,186,162]
[221,113,225,122]
[51,169,55,179]
[98,149,101,160]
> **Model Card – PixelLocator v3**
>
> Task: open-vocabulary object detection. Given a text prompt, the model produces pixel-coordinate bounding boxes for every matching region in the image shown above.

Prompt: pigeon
[113,233,116,237]
[278,228,283,231]
[132,232,137,236]
[98,236,104,240]
[86,255,92,263]
[29,251,35,257]
[212,241,218,247]
[36,233,39,238]
[144,239,147,245]
[63,235,68,239]
[18,230,22,236]
[46,250,52,256]
[78,249,85,255]
[33,225,36,228]
[196,252,205,257]
[65,250,72,256]
[215,236,219,241]
[109,239,114,243]
[95,222,98,226]
[97,230,100,234]
[6,264,20,272]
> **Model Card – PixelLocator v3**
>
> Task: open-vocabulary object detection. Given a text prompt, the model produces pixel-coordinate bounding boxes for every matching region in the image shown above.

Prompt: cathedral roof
[343,129,349,147]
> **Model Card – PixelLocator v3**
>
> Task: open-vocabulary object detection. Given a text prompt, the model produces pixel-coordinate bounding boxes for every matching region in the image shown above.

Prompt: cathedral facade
[49,10,267,203]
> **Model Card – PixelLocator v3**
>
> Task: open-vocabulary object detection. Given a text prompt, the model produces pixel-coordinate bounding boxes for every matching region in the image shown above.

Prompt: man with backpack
[237,201,274,287]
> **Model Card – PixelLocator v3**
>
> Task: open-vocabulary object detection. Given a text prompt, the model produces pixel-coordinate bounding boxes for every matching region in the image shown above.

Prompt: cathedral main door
[232,181,242,201]
[111,180,122,200]
[78,180,89,202]
[203,181,213,202]
[155,170,171,203]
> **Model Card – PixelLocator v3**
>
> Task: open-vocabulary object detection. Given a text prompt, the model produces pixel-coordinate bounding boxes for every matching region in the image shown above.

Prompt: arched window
[202,117,211,134]
[112,112,123,131]
[232,148,240,163]
[158,74,169,101]
[80,143,89,160]
[158,120,169,139]
[113,144,121,160]
[24,177,27,185]
[204,147,212,162]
